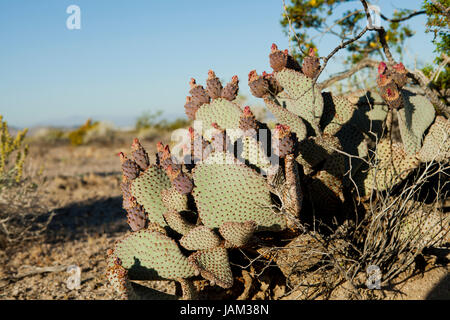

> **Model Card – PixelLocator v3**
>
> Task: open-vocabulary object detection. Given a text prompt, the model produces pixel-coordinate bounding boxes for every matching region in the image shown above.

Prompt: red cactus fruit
[248,70,269,98]
[262,71,283,95]
[221,75,239,101]
[131,138,150,171]
[185,96,200,120]
[189,78,210,106]
[273,124,295,158]
[302,48,320,79]
[382,83,403,109]
[269,43,288,72]
[239,106,258,133]
[378,61,387,75]
[391,62,408,88]
[120,155,141,181]
[206,70,223,99]
[172,171,194,195]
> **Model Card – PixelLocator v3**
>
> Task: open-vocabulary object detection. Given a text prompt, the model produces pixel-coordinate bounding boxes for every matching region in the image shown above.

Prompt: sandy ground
[0,138,448,300]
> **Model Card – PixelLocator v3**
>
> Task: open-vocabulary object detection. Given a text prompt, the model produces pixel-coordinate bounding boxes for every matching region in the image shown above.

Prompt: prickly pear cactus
[106,43,449,300]
[396,89,436,155]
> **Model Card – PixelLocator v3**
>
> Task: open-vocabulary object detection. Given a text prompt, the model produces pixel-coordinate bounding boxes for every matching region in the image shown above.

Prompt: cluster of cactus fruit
[106,43,449,299]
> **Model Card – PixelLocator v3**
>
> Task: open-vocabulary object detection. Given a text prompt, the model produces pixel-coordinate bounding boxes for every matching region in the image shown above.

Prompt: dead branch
[314,27,369,85]
[318,58,379,89]
[380,10,426,23]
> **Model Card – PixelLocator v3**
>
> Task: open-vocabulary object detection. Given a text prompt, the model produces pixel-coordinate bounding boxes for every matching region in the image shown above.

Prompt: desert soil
[0,138,448,300]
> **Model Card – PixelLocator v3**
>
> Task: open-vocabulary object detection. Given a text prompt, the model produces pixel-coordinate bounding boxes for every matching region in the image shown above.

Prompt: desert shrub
[83,121,117,145]
[136,126,164,141]
[68,119,99,146]
[0,115,52,249]
[0,115,28,185]
[135,110,190,133]
[32,127,68,145]
[135,110,163,131]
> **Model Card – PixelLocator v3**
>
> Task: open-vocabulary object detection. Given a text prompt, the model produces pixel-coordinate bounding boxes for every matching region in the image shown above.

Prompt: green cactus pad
[192,152,286,231]
[188,247,233,289]
[321,93,356,136]
[348,104,388,142]
[161,187,188,212]
[274,69,324,135]
[106,263,136,300]
[195,98,243,142]
[179,226,221,251]
[418,116,450,162]
[238,136,272,171]
[146,222,167,235]
[131,165,171,227]
[398,202,449,249]
[112,229,196,280]
[264,97,307,141]
[335,124,369,159]
[305,135,345,210]
[397,89,436,154]
[163,210,196,236]
[219,221,256,248]
[361,140,420,195]
[296,135,343,175]
[106,263,179,300]
[178,279,197,300]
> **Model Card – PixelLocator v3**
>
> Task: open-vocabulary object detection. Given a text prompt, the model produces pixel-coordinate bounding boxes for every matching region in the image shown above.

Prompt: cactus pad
[131,138,150,171]
[125,202,147,232]
[106,259,136,300]
[238,135,272,171]
[195,98,243,142]
[161,187,189,212]
[363,140,420,194]
[321,93,356,136]
[264,97,307,141]
[398,203,449,248]
[180,226,221,251]
[397,89,436,154]
[418,116,450,162]
[131,165,172,227]
[192,152,286,230]
[219,221,256,248]
[163,210,196,236]
[188,247,233,289]
[112,229,196,280]
[274,69,324,134]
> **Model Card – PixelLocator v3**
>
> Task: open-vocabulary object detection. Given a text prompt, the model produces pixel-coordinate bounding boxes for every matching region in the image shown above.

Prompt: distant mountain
[26,111,187,130]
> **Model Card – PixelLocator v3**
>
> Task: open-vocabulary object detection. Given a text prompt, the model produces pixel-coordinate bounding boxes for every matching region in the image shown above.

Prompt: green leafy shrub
[135,110,190,133]
[0,115,28,184]
[68,119,99,146]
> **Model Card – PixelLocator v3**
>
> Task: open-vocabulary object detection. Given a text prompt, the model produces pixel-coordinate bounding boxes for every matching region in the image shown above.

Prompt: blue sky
[0,0,437,128]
